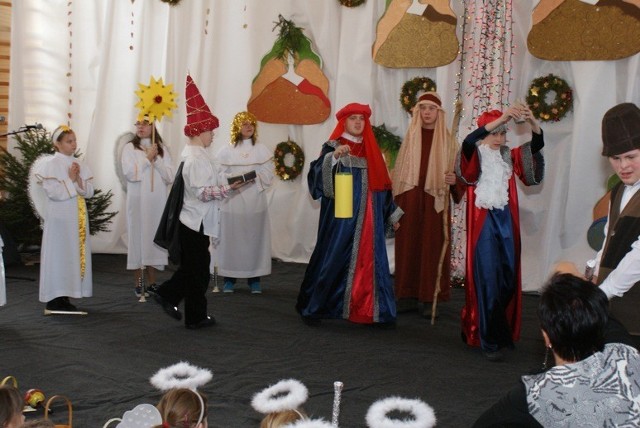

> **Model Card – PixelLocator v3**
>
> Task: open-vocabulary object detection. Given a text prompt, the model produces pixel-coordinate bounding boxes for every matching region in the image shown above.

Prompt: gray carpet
[1,254,544,427]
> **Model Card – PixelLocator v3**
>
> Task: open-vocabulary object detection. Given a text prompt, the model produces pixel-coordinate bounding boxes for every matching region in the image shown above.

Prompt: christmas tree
[0,127,117,247]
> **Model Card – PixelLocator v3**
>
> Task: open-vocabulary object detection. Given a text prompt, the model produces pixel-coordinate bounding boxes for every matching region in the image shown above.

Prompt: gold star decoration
[135,76,178,123]
[530,86,539,97]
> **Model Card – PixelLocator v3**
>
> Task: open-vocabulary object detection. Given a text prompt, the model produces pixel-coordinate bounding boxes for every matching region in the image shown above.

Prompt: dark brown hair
[131,122,165,158]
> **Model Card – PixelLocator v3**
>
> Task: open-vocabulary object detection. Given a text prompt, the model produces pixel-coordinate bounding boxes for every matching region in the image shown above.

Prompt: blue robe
[456,128,544,351]
[296,140,402,324]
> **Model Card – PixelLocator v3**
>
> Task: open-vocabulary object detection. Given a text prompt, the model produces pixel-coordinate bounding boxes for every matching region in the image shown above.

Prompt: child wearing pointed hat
[593,102,640,341]
[295,102,403,327]
[455,104,544,361]
[152,75,246,330]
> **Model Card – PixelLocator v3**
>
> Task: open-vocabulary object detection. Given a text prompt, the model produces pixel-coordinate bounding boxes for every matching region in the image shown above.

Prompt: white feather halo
[365,396,436,428]
[282,419,333,428]
[251,379,309,414]
[149,361,212,391]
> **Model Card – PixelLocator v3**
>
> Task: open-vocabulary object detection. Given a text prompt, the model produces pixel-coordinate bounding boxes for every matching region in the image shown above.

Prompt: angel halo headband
[150,361,213,427]
[251,379,308,415]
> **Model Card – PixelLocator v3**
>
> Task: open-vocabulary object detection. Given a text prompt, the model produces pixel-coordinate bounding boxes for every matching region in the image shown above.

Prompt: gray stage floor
[1,254,544,427]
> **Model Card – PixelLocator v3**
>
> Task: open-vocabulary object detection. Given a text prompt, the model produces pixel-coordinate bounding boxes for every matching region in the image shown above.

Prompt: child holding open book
[215,111,274,294]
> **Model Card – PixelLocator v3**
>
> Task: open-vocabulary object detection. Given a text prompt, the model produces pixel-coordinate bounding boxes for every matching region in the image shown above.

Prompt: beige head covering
[392,92,456,213]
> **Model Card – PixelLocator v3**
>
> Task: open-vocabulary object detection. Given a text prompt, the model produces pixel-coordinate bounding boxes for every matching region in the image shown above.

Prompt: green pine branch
[0,127,117,247]
[373,124,402,169]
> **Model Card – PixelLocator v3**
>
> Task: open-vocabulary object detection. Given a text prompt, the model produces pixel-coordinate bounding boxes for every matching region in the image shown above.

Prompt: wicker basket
[1,375,18,387]
[102,418,122,428]
[44,395,73,428]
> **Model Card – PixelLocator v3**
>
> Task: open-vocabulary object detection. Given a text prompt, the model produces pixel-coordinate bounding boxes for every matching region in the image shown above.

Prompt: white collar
[341,132,363,143]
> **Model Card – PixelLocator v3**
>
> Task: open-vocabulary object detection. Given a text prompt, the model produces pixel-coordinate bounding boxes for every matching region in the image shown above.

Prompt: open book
[227,170,257,185]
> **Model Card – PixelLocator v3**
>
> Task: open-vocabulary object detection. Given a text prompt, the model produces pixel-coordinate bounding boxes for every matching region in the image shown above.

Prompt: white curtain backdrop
[8,0,640,291]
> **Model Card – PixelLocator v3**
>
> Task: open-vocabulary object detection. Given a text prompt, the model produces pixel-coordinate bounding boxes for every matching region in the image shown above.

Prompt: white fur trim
[366,396,436,428]
[474,145,511,210]
[149,361,212,391]
[282,418,333,428]
[251,379,308,414]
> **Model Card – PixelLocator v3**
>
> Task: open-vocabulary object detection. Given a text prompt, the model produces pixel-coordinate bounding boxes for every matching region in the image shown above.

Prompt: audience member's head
[538,273,609,363]
[0,385,25,428]
[260,409,307,428]
[153,388,208,428]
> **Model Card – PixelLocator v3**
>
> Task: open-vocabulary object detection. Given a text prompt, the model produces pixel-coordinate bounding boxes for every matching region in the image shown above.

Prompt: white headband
[51,125,72,144]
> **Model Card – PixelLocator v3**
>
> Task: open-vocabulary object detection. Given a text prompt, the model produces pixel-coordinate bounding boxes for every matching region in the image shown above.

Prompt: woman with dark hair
[474,273,640,427]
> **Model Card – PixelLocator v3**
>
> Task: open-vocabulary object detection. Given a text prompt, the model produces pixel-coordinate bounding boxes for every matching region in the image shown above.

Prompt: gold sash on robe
[77,195,87,279]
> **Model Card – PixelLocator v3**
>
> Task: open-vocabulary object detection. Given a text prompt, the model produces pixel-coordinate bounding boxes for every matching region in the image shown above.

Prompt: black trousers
[158,222,210,325]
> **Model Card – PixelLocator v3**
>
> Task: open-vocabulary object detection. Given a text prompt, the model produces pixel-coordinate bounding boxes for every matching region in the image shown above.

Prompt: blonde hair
[260,409,307,428]
[153,388,208,428]
[229,111,258,146]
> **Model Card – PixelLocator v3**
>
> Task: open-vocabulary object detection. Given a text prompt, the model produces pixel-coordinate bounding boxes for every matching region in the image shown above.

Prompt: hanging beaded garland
[67,0,73,124]
[456,0,515,132]
[274,139,305,181]
[399,77,437,114]
[128,0,135,50]
[204,6,210,35]
[525,74,573,122]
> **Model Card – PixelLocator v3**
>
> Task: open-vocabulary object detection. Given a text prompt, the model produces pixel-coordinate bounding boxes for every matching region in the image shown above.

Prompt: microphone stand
[0,124,44,138]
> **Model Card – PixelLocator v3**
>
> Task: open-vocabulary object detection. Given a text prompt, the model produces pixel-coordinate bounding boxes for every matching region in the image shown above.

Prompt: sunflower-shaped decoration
[134,76,178,123]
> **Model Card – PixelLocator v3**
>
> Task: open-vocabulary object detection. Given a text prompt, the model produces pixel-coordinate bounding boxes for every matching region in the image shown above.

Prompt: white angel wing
[28,154,55,226]
[114,132,136,193]
[114,403,162,428]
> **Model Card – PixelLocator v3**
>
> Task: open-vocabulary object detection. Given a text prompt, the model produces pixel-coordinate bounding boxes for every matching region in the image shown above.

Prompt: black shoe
[147,283,160,295]
[301,315,321,326]
[44,297,87,315]
[483,350,505,362]
[186,316,216,330]
[152,293,182,321]
[46,297,66,311]
[62,299,78,312]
